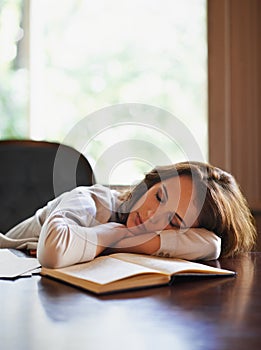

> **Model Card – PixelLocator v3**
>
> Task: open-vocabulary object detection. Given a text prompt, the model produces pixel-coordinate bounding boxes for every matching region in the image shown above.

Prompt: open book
[40,253,235,294]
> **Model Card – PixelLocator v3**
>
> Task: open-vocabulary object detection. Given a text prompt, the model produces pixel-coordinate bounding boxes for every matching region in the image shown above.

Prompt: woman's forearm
[110,233,160,254]
[38,218,132,268]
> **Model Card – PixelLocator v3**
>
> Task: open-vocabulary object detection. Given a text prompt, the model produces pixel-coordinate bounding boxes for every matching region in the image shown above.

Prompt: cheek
[126,213,132,227]
[126,193,153,228]
[126,212,134,227]
[129,192,149,212]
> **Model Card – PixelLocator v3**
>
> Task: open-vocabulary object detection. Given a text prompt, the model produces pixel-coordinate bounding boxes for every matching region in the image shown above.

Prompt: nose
[146,209,156,220]
[141,209,151,225]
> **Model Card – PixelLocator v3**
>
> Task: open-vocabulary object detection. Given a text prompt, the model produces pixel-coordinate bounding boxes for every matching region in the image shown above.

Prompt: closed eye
[169,212,186,229]
[156,185,186,228]
[155,188,165,203]
[155,193,162,203]
[168,214,181,229]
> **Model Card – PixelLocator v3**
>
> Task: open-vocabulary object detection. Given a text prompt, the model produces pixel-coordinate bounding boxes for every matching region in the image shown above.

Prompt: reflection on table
[0,253,260,350]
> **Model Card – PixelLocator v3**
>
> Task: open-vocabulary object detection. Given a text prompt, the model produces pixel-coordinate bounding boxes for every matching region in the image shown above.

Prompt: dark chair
[0,140,95,233]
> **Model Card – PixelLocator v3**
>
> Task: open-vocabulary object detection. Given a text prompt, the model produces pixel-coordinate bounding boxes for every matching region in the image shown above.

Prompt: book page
[111,253,234,275]
[54,255,164,285]
[0,249,40,278]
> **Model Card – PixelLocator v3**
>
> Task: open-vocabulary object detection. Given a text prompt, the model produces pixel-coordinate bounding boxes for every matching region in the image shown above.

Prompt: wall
[208,0,261,250]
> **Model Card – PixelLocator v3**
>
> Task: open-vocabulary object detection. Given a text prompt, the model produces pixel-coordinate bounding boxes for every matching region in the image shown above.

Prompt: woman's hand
[95,223,161,256]
[95,223,134,255]
[108,232,161,255]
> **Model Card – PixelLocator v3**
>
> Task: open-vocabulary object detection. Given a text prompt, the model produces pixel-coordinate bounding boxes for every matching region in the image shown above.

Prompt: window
[1,0,207,184]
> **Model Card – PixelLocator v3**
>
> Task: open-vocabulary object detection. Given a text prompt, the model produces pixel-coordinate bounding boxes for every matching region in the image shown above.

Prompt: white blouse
[0,184,221,268]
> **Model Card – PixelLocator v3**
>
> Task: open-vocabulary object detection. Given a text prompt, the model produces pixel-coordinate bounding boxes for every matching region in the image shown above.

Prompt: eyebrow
[162,184,187,227]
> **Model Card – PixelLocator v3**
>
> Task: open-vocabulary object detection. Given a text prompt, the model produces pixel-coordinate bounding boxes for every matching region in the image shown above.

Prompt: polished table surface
[1,252,260,350]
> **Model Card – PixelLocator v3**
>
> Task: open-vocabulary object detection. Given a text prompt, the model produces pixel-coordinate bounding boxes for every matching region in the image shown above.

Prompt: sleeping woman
[0,161,256,268]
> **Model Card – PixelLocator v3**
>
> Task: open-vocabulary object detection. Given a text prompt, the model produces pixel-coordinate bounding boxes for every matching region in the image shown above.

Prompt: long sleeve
[37,185,118,268]
[154,228,221,261]
[37,213,98,268]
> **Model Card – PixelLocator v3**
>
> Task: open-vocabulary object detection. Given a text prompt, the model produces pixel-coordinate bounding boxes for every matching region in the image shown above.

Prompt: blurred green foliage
[0,0,207,182]
[0,0,28,138]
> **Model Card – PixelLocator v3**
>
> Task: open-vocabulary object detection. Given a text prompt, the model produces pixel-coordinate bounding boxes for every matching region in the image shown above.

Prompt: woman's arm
[37,215,132,268]
[111,228,221,261]
[108,233,161,254]
[37,187,133,268]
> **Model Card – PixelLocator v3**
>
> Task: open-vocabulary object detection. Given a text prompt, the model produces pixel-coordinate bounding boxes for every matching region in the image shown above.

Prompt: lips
[135,212,144,227]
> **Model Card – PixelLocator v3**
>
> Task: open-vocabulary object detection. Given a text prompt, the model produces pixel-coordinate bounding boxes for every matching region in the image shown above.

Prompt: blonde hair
[117,161,257,257]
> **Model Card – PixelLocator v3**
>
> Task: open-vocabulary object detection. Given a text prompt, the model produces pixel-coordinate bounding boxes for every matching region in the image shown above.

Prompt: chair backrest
[0,140,95,233]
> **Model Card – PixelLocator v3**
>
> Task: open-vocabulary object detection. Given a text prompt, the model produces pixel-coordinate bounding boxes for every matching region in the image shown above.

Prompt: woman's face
[126,175,199,232]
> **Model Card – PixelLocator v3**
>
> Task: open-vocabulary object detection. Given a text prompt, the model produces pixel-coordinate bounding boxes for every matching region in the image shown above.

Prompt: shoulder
[47,185,115,214]
[74,184,118,206]
[71,185,119,223]
[43,185,118,224]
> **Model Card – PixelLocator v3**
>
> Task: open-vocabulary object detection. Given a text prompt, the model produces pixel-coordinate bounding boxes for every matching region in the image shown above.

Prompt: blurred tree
[0,0,28,138]
[0,0,207,183]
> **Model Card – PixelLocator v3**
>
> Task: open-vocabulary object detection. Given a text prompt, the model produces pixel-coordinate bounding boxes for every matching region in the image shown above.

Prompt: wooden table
[1,253,260,350]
